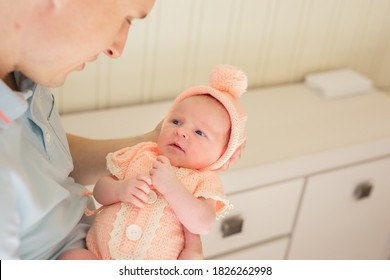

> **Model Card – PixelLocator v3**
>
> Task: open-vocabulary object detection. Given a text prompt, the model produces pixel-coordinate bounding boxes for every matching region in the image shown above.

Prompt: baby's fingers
[124,178,151,207]
[128,194,146,208]
[156,155,170,165]
[128,188,149,207]
[136,174,152,188]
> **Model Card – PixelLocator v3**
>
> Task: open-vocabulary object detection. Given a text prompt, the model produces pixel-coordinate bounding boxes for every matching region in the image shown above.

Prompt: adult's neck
[2,73,18,91]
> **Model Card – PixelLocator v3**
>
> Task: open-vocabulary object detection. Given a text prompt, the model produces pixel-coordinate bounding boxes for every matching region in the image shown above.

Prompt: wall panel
[54,0,390,114]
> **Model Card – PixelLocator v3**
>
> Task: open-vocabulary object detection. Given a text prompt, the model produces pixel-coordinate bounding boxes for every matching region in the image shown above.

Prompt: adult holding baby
[0,0,205,260]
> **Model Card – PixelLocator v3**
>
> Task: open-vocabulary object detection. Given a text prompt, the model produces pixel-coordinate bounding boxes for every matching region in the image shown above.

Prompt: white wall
[54,0,390,114]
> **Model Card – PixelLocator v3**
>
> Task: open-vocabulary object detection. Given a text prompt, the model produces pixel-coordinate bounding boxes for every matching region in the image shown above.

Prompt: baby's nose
[177,128,188,139]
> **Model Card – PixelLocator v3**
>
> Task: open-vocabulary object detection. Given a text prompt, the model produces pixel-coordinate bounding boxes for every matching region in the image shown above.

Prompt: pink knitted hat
[164,64,248,171]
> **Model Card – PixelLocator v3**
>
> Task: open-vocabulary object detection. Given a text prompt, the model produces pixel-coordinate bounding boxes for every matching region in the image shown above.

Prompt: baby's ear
[218,142,246,171]
[230,142,245,163]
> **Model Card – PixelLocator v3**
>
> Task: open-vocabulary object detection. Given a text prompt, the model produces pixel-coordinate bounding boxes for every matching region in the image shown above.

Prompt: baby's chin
[169,157,213,171]
[159,147,217,170]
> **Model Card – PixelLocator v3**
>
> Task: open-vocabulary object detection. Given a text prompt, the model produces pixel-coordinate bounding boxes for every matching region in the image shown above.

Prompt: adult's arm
[67,129,159,186]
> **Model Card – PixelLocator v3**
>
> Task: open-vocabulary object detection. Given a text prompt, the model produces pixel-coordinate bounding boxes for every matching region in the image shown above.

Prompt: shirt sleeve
[193,171,233,219]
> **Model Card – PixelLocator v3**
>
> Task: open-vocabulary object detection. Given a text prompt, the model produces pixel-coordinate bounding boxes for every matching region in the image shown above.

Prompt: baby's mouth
[169,143,185,152]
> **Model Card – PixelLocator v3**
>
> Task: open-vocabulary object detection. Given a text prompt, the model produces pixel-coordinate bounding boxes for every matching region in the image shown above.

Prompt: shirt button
[45,132,51,143]
[147,190,157,204]
[126,224,142,241]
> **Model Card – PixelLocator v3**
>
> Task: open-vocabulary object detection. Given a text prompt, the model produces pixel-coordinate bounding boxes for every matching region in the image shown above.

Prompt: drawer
[288,157,390,259]
[209,238,289,260]
[202,179,303,258]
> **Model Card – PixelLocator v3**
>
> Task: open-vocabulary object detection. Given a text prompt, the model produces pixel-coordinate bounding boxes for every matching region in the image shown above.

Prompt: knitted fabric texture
[86,142,232,260]
[163,64,248,171]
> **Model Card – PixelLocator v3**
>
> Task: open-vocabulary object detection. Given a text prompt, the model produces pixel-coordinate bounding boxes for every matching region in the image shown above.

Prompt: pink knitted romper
[86,142,231,260]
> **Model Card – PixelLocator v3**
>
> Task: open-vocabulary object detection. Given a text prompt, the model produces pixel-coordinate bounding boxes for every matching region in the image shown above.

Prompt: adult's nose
[104,22,130,58]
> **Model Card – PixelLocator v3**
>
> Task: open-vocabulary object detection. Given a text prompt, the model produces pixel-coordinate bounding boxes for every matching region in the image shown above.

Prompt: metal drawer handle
[353,182,373,200]
[221,215,244,238]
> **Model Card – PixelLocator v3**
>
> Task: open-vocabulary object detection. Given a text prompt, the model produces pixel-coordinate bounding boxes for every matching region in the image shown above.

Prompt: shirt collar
[0,73,34,128]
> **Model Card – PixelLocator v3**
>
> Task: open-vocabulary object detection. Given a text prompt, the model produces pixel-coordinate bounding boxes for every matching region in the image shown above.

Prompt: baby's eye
[195,130,206,137]
[172,119,181,125]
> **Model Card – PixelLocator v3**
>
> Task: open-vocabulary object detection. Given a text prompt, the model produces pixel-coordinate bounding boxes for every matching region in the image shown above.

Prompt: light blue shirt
[0,73,90,259]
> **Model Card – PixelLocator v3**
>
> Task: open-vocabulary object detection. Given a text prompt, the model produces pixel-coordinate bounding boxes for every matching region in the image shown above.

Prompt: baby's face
[157,96,230,170]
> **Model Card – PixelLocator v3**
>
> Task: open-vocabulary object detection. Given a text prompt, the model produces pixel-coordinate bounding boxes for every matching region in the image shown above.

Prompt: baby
[62,64,247,260]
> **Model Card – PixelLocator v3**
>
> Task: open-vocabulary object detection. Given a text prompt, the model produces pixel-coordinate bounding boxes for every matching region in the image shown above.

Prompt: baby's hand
[150,156,179,195]
[116,174,152,208]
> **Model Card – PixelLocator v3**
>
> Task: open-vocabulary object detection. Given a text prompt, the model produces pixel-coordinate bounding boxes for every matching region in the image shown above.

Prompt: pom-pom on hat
[164,64,248,171]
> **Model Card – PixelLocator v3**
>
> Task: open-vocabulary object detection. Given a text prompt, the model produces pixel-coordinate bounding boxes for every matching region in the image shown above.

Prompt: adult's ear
[50,0,69,9]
